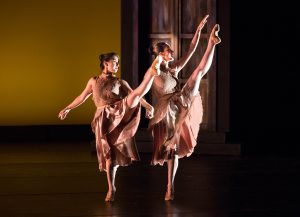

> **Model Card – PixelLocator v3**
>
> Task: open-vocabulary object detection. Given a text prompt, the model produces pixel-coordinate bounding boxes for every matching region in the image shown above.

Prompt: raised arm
[58,77,94,120]
[121,80,154,119]
[172,15,209,73]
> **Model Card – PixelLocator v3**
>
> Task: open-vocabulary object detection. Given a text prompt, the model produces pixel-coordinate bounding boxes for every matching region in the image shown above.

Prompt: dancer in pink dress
[58,53,161,202]
[148,15,221,200]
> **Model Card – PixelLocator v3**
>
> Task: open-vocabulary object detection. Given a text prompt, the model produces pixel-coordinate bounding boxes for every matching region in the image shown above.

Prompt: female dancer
[58,52,161,202]
[148,15,221,200]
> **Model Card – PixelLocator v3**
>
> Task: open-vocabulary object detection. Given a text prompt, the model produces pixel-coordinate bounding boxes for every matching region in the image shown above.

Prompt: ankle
[167,184,174,191]
[108,186,116,192]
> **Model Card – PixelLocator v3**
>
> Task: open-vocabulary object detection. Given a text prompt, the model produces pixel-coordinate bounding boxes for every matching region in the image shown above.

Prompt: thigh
[182,75,201,98]
[181,82,194,106]
[126,91,140,108]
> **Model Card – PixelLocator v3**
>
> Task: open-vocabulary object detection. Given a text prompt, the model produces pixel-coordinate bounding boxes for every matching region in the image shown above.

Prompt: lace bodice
[152,70,180,97]
[92,75,127,107]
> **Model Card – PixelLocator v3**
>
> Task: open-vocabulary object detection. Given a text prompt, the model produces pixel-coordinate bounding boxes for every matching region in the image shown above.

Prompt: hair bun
[149,44,158,56]
[99,54,105,62]
[149,42,169,57]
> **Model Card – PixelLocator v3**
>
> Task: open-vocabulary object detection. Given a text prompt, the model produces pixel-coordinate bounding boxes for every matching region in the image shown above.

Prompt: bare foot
[210,24,221,45]
[164,185,175,201]
[105,188,116,202]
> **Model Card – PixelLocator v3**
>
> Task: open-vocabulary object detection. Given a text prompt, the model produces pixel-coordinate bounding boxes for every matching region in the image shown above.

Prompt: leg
[165,154,179,200]
[187,24,221,97]
[165,102,188,151]
[127,56,162,108]
[105,159,119,202]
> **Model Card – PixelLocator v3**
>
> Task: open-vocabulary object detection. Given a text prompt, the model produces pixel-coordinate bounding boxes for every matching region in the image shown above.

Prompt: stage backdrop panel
[0,0,120,125]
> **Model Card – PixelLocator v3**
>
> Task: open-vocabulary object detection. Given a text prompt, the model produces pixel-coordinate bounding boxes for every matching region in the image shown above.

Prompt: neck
[102,70,113,75]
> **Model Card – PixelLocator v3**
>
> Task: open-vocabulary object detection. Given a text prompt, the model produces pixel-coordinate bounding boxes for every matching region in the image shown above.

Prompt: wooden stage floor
[0,141,299,217]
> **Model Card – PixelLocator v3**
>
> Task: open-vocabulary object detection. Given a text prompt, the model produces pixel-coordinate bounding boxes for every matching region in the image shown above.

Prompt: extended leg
[187,24,221,97]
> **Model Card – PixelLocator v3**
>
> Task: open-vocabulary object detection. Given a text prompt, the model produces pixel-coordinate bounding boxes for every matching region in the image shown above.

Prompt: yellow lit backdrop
[0,0,121,125]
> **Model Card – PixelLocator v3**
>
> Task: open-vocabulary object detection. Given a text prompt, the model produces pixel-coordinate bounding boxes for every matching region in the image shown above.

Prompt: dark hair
[149,42,170,57]
[99,52,119,70]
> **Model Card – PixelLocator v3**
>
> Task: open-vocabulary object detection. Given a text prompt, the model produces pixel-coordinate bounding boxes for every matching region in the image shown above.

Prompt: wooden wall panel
[151,0,173,33]
[200,80,209,128]
[180,38,207,78]
[181,0,208,34]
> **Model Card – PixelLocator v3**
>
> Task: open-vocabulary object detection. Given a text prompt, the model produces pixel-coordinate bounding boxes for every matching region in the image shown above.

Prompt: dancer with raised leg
[148,15,221,200]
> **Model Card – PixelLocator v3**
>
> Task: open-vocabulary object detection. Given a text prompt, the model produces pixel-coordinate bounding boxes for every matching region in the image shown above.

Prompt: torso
[92,74,128,107]
[152,65,180,98]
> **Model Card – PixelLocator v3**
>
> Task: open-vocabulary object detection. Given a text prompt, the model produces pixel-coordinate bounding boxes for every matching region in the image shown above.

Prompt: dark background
[229,1,300,156]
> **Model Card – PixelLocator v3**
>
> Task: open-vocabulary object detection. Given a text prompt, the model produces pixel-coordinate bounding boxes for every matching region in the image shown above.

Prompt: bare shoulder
[119,79,130,86]
[88,76,96,82]
[87,76,98,87]
[119,79,131,89]
[119,79,133,91]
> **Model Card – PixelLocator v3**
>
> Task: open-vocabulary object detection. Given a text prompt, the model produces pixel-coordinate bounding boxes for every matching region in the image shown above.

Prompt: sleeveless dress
[149,68,203,166]
[91,75,140,171]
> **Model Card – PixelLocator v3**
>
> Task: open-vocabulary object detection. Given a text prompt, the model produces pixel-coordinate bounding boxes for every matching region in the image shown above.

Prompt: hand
[197,14,209,32]
[157,54,163,65]
[151,55,163,76]
[58,108,71,120]
[145,106,154,119]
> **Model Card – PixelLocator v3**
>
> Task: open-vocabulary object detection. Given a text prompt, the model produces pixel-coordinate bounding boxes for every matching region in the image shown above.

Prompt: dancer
[148,15,221,200]
[58,52,161,202]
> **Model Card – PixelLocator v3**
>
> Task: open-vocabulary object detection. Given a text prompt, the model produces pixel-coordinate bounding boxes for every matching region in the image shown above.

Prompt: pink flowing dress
[149,68,203,166]
[91,75,140,171]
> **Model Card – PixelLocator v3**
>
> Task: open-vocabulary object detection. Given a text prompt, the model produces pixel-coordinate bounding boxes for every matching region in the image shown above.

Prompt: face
[160,46,174,62]
[105,56,119,73]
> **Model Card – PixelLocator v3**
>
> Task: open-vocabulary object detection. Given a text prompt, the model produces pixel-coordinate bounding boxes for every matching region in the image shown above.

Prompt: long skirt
[149,84,203,166]
[91,97,141,171]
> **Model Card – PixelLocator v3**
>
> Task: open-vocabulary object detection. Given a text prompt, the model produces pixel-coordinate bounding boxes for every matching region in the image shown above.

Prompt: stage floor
[0,141,299,217]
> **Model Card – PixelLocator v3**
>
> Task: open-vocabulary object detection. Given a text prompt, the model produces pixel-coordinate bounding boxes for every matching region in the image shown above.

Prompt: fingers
[145,112,151,119]
[146,114,153,119]
[58,110,67,120]
[58,113,64,120]
[198,14,209,30]
[145,109,154,119]
[201,15,209,24]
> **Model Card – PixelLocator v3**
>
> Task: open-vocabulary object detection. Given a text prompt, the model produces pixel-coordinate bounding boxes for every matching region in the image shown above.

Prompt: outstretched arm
[58,77,94,120]
[172,15,209,73]
[121,80,154,119]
